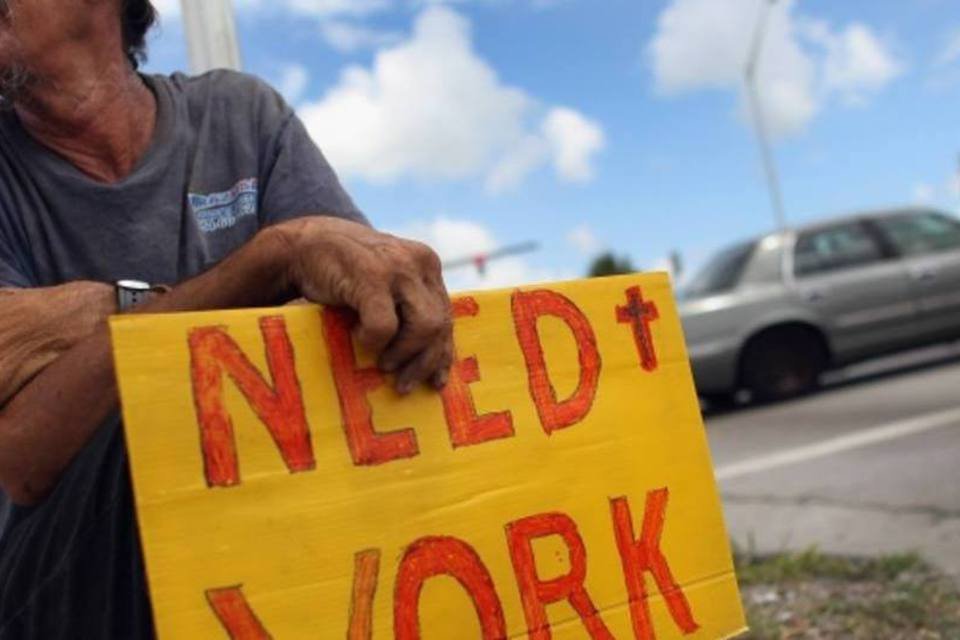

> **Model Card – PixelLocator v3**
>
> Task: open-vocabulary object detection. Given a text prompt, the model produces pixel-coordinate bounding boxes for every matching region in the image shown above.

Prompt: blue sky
[145,0,960,290]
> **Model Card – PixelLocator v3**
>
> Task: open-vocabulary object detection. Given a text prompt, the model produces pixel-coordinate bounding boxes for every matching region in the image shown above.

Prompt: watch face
[117,279,152,291]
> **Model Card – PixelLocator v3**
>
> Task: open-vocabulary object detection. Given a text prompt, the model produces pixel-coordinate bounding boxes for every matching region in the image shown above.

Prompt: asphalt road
[705,340,960,579]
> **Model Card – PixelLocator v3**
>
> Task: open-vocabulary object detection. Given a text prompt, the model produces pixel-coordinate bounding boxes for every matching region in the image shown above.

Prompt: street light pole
[442,242,540,277]
[180,0,242,74]
[744,0,788,233]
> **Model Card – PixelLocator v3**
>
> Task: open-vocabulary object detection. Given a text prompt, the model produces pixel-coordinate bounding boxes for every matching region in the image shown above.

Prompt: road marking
[715,406,960,482]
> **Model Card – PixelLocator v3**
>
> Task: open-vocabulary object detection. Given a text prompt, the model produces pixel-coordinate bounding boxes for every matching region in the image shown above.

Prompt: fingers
[353,287,400,358]
[285,219,452,393]
[394,333,454,395]
[379,275,453,394]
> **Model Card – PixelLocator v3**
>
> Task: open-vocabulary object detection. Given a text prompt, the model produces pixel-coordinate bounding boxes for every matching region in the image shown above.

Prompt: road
[705,341,960,579]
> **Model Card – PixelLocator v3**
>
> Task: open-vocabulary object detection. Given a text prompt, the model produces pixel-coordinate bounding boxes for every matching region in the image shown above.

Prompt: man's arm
[0,283,115,406]
[0,217,453,506]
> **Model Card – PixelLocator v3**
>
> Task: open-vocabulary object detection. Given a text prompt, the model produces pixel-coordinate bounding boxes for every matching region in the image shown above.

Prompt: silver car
[679,207,960,403]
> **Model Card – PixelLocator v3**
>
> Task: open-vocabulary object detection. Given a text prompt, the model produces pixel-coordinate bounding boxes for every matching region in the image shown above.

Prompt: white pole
[744,0,787,232]
[180,0,242,74]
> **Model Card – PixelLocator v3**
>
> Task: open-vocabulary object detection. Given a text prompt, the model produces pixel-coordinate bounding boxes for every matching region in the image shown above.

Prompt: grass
[734,548,960,639]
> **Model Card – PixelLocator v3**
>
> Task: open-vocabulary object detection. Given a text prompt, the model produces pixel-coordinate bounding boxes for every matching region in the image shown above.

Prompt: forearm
[0,228,290,505]
[0,282,115,405]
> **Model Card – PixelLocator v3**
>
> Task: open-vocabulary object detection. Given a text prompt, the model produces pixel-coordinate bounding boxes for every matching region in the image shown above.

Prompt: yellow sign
[110,273,746,639]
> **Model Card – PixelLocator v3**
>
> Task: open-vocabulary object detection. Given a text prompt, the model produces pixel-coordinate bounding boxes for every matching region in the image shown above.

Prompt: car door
[870,211,960,340]
[789,220,918,361]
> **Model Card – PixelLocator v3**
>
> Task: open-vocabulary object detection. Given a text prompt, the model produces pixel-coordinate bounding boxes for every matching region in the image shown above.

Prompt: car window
[684,241,756,298]
[873,212,960,257]
[794,223,883,277]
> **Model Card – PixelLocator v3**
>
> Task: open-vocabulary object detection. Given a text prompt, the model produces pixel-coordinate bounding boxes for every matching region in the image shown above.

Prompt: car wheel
[740,328,827,403]
[701,392,737,413]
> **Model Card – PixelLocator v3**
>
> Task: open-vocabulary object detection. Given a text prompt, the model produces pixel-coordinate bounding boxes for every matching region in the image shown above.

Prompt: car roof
[754,206,954,245]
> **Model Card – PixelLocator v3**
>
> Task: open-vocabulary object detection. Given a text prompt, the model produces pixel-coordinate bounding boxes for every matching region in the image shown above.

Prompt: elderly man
[0,0,454,637]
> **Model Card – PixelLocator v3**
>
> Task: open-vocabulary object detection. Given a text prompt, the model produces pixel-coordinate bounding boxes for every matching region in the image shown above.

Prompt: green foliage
[735,547,924,585]
[734,548,960,639]
[587,252,636,278]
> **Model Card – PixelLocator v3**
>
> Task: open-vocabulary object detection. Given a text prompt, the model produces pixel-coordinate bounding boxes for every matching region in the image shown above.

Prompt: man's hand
[275,217,453,394]
[0,215,455,505]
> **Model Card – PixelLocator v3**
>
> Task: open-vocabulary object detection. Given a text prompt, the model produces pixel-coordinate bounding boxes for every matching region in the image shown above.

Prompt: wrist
[83,281,120,317]
[255,224,300,304]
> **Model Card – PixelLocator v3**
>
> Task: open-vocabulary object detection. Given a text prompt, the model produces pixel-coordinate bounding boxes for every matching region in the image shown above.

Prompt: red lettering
[348,549,381,640]
[321,308,419,466]
[506,513,614,640]
[440,297,515,448]
[189,317,314,488]
[615,287,660,372]
[206,586,273,640]
[394,536,506,640]
[511,290,602,434]
[610,490,699,640]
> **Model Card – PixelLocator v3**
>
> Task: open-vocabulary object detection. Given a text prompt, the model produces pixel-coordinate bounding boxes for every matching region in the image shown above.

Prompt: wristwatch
[116,280,162,312]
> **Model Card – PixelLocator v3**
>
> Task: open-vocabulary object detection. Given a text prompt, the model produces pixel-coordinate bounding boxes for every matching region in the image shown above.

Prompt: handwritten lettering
[188,317,314,487]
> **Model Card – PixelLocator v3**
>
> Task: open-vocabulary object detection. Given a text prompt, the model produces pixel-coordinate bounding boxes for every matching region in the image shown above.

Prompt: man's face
[0,0,106,99]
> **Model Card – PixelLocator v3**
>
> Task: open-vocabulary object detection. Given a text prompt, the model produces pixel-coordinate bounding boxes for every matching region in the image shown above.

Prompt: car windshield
[683,241,756,299]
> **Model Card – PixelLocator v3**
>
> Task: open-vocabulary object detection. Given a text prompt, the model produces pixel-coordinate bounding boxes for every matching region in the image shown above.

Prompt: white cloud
[320,20,402,52]
[234,0,388,18]
[927,29,960,93]
[648,0,903,137]
[413,0,566,8]
[391,217,563,291]
[152,0,181,18]
[543,107,606,182]
[276,64,310,104]
[816,23,903,106]
[168,0,565,23]
[937,28,960,66]
[299,7,604,190]
[908,173,960,207]
[300,8,529,182]
[485,135,549,193]
[913,182,935,205]
[566,224,602,255]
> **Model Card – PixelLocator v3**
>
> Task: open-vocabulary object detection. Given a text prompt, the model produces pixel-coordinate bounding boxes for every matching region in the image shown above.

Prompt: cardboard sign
[111,273,746,639]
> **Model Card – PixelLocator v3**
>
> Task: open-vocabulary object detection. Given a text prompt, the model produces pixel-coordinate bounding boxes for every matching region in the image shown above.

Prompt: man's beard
[0,62,36,107]
[0,0,33,107]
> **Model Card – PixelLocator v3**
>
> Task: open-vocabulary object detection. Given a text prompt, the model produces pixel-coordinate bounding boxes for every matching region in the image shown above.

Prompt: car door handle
[911,269,937,282]
[805,289,826,302]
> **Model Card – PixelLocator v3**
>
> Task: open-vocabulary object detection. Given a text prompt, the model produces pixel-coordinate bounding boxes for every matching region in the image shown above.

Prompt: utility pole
[180,0,242,74]
[744,0,787,232]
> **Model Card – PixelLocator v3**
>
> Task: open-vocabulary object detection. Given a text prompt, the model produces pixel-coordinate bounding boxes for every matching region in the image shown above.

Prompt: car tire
[740,328,827,403]
[702,392,737,413]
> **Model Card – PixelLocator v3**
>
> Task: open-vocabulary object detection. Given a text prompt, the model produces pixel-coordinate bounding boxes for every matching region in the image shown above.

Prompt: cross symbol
[616,286,660,372]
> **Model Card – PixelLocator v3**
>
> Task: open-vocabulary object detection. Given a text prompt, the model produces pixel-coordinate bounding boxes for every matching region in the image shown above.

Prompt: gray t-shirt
[0,69,364,288]
[0,70,365,537]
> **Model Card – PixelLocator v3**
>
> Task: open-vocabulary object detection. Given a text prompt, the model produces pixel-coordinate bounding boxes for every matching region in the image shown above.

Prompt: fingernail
[397,381,413,396]
[432,371,449,389]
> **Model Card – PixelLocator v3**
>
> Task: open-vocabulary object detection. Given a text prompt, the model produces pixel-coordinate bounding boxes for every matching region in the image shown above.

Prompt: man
[0,0,454,637]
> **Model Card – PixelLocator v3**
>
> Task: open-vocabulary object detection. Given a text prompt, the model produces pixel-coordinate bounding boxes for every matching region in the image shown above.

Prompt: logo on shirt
[189,178,259,233]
